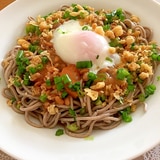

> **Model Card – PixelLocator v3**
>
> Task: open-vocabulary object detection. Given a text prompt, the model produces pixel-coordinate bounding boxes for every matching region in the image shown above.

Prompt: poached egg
[52,20,120,71]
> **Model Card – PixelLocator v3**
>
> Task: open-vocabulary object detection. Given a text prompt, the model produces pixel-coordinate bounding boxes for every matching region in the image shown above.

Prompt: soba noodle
[1,4,159,138]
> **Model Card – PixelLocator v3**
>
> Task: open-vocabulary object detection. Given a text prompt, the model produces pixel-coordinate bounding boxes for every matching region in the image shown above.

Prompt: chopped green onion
[26,24,41,35]
[69,82,80,91]
[29,44,38,52]
[121,111,132,122]
[39,94,47,102]
[138,93,145,102]
[88,72,97,81]
[94,95,106,105]
[41,56,49,64]
[76,60,93,69]
[138,84,156,101]
[106,8,125,23]
[55,129,64,136]
[106,57,113,62]
[16,104,21,109]
[69,108,76,121]
[54,74,72,91]
[67,123,79,131]
[14,78,22,87]
[145,84,156,98]
[37,64,44,71]
[157,55,160,61]
[94,97,103,105]
[72,4,79,12]
[11,97,16,104]
[109,38,121,47]
[120,107,132,122]
[45,79,51,86]
[82,25,89,30]
[151,53,158,61]
[54,76,64,91]
[54,76,62,84]
[23,72,30,86]
[77,90,85,97]
[127,84,135,92]
[62,10,78,20]
[103,24,110,31]
[116,68,130,80]
[61,91,68,99]
[130,43,135,50]
[16,50,30,76]
[85,72,97,88]
[61,74,71,84]
[28,67,37,74]
[53,19,59,24]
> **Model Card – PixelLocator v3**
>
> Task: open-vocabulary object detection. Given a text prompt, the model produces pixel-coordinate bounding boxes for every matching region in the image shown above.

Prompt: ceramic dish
[0,0,160,159]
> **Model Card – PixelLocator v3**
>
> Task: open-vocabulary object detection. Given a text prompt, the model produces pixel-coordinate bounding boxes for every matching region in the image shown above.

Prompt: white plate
[0,0,160,159]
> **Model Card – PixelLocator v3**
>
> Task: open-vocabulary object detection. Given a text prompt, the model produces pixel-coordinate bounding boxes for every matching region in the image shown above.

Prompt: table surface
[0,0,158,160]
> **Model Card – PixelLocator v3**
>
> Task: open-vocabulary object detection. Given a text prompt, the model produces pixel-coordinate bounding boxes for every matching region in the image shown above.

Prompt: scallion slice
[76,60,93,69]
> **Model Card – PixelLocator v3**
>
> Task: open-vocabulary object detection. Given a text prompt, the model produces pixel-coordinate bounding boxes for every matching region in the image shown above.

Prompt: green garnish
[36,63,43,71]
[67,123,79,131]
[55,129,64,136]
[11,97,16,104]
[144,84,156,98]
[106,8,125,23]
[106,57,113,62]
[120,107,132,122]
[54,74,71,91]
[94,95,106,105]
[26,24,41,35]
[116,68,130,80]
[61,91,68,99]
[69,108,76,119]
[23,72,31,86]
[41,56,49,64]
[138,84,156,101]
[29,44,38,53]
[39,94,47,102]
[109,38,121,47]
[54,76,64,91]
[45,79,51,86]
[28,67,37,74]
[103,24,110,31]
[69,82,80,91]
[76,61,93,69]
[138,93,145,102]
[85,72,97,88]
[16,50,30,76]
[82,25,89,30]
[71,4,79,12]
[14,77,22,87]
[88,72,97,81]
[61,74,71,84]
